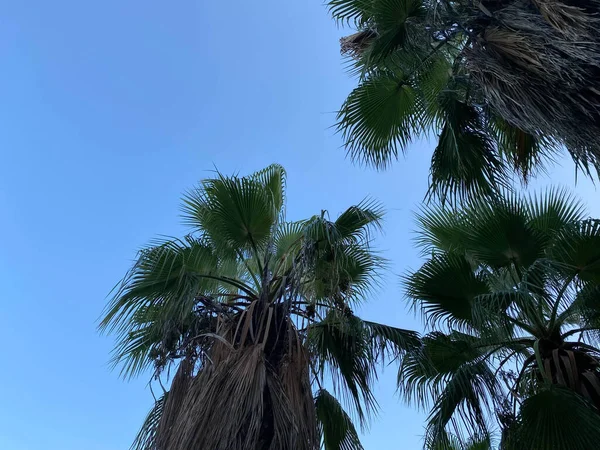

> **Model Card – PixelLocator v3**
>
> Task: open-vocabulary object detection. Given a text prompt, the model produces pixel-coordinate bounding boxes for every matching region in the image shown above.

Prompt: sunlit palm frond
[181,169,280,253]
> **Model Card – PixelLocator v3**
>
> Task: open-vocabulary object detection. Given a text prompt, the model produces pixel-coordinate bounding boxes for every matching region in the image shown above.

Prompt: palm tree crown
[327,0,600,200]
[100,164,417,450]
[401,188,600,449]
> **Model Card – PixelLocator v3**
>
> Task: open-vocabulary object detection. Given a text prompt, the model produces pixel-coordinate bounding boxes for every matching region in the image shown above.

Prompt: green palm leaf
[404,254,489,327]
[337,74,424,168]
[308,314,379,422]
[333,198,384,242]
[315,389,364,450]
[505,387,600,450]
[402,187,600,447]
[328,0,600,200]
[526,187,587,239]
[428,99,507,202]
[550,219,600,282]
[182,171,280,252]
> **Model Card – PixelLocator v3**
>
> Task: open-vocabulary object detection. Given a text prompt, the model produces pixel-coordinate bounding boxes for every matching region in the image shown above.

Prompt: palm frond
[428,98,508,202]
[328,0,372,25]
[130,393,166,450]
[181,170,278,253]
[100,237,216,331]
[367,0,426,63]
[250,163,286,217]
[461,195,543,269]
[336,73,425,168]
[334,198,385,242]
[550,219,600,282]
[414,203,466,256]
[397,332,487,410]
[315,389,364,450]
[505,386,600,450]
[490,115,552,181]
[362,319,421,357]
[308,314,379,423]
[404,254,489,328]
[526,187,587,239]
[329,0,600,201]
[424,361,500,448]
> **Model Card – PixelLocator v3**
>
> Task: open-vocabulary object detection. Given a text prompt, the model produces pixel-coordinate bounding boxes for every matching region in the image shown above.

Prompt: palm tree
[100,164,418,450]
[326,0,600,200]
[400,188,600,449]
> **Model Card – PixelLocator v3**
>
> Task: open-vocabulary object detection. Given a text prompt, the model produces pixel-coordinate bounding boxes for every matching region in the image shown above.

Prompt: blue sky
[0,1,598,449]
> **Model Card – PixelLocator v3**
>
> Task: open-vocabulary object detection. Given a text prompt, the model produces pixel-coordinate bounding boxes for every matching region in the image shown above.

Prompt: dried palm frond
[341,30,378,59]
[155,356,195,450]
[167,326,317,450]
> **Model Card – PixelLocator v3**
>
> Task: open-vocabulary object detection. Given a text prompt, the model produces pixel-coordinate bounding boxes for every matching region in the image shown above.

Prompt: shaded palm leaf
[505,387,600,450]
[404,254,489,327]
[315,389,364,450]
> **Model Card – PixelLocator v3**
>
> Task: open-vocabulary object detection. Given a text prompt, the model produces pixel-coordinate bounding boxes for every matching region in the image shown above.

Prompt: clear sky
[0,1,598,449]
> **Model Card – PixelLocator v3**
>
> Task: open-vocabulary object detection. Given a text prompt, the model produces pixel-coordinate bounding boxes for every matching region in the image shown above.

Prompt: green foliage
[401,188,600,448]
[338,76,420,168]
[505,387,600,450]
[315,389,364,450]
[405,255,489,327]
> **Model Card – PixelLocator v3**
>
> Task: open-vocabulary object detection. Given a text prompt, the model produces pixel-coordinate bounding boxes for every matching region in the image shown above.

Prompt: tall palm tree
[400,188,600,449]
[326,0,600,200]
[101,164,417,450]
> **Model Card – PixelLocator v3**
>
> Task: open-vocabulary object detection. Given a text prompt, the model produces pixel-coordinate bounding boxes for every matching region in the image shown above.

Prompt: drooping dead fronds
[160,305,318,450]
[341,30,378,59]
[466,0,600,170]
[155,356,195,450]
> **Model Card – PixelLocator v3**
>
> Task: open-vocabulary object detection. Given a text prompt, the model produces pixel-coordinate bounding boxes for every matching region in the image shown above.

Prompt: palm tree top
[326,0,600,201]
[100,164,419,450]
[401,187,600,449]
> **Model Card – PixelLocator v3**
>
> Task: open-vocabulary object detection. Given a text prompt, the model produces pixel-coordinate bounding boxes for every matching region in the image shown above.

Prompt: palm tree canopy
[401,188,600,449]
[100,164,418,450]
[327,0,600,200]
